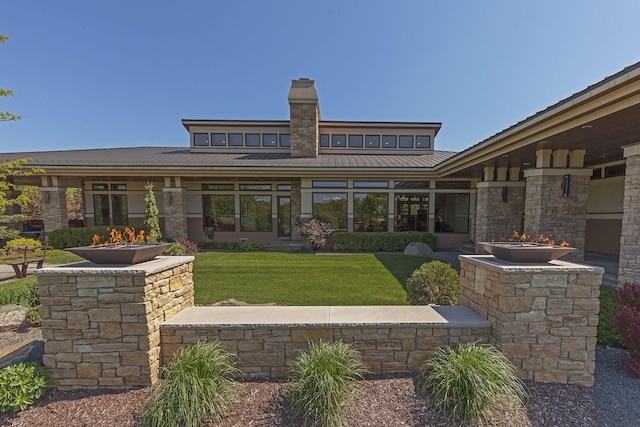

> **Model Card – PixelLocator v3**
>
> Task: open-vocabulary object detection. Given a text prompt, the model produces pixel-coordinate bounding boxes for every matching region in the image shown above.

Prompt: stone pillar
[37,256,194,390]
[619,142,640,285]
[459,255,602,386]
[523,149,591,261]
[162,177,188,242]
[475,166,525,251]
[41,186,68,232]
[288,78,319,158]
[291,179,302,240]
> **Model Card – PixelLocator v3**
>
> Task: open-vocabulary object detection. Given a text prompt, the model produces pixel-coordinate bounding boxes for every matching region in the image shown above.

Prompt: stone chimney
[288,78,320,157]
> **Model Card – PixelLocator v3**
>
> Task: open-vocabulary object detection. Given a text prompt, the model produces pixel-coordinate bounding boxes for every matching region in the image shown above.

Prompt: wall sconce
[562,174,571,197]
[43,192,50,204]
[501,186,508,202]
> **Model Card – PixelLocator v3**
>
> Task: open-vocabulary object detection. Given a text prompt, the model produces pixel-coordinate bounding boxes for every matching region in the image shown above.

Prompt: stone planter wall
[36,256,194,390]
[160,306,490,378]
[459,255,602,386]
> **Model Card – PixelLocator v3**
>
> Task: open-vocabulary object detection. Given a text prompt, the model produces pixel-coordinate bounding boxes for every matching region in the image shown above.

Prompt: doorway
[278,196,291,238]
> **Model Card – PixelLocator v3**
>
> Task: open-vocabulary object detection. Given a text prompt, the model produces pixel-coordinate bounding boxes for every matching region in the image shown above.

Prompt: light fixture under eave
[581,125,593,129]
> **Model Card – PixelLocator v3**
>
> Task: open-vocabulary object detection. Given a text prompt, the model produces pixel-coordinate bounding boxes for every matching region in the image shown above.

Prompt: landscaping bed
[0,374,597,426]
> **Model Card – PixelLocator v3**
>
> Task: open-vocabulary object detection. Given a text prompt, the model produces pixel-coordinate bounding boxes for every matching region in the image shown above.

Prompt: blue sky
[1,1,639,154]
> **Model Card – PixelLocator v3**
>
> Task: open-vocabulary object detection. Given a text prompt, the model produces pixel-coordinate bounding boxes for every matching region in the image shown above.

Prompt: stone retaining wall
[160,306,490,378]
[37,256,194,390]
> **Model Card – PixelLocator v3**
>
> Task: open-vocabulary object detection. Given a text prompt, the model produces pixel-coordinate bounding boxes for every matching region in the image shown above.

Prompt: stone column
[41,186,68,232]
[291,179,302,240]
[475,166,525,251]
[162,177,188,242]
[37,256,194,390]
[459,255,602,386]
[288,78,320,158]
[523,149,591,261]
[619,142,640,285]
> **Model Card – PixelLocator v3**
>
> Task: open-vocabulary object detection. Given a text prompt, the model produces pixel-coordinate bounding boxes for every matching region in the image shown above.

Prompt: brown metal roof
[0,146,457,170]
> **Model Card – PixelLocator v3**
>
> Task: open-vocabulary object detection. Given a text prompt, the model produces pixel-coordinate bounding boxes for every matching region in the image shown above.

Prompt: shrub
[0,362,49,413]
[26,305,40,326]
[141,341,239,427]
[406,260,459,306]
[287,341,367,427]
[164,243,184,256]
[421,343,527,424]
[47,226,151,249]
[244,240,262,251]
[208,240,240,251]
[598,285,624,347]
[178,239,199,255]
[613,281,640,378]
[4,237,42,251]
[330,231,437,252]
[299,217,335,250]
[0,277,39,308]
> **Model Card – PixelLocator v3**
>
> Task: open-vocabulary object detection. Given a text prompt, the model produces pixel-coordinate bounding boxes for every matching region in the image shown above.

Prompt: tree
[144,182,162,243]
[0,35,21,122]
[0,159,43,239]
[66,188,84,220]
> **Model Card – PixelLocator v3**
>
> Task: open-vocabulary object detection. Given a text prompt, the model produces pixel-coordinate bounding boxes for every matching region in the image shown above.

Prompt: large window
[353,193,388,232]
[394,193,429,232]
[93,194,110,226]
[240,195,272,232]
[434,193,470,233]
[203,195,235,232]
[312,193,347,230]
[92,190,128,226]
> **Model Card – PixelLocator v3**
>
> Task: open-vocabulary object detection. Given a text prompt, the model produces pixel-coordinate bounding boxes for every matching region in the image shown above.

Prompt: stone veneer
[160,306,490,378]
[41,187,68,231]
[288,78,319,158]
[162,186,188,241]
[459,255,601,386]
[36,256,194,390]
[523,170,591,261]
[290,179,302,240]
[619,143,640,285]
[475,182,525,252]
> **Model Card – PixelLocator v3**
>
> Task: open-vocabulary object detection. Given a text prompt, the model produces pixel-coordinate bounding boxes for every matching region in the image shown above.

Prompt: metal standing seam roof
[0,146,458,170]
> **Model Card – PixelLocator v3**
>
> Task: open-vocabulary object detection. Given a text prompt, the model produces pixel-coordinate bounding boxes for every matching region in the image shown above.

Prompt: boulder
[0,304,29,332]
[404,242,434,257]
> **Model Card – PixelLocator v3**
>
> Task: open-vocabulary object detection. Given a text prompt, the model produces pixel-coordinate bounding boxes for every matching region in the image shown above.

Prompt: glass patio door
[278,196,291,237]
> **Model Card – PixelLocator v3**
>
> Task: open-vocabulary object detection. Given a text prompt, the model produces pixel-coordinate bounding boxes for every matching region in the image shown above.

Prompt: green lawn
[193,252,430,306]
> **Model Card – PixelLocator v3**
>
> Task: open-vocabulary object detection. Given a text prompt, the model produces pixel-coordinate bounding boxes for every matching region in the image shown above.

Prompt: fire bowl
[67,243,173,265]
[478,242,576,263]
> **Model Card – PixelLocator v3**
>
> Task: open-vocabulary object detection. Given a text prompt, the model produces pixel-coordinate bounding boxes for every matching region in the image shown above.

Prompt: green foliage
[142,341,239,427]
[5,237,42,250]
[144,182,162,243]
[204,240,240,251]
[0,277,39,308]
[0,362,49,413]
[0,35,22,123]
[406,260,460,306]
[46,226,148,249]
[0,159,44,231]
[26,305,40,326]
[165,243,184,256]
[287,341,367,427]
[421,343,527,424]
[244,240,262,251]
[598,285,624,347]
[330,231,437,252]
[0,227,20,240]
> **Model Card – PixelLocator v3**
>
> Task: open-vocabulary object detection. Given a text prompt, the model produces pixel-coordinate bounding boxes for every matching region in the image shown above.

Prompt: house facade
[3,63,640,285]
